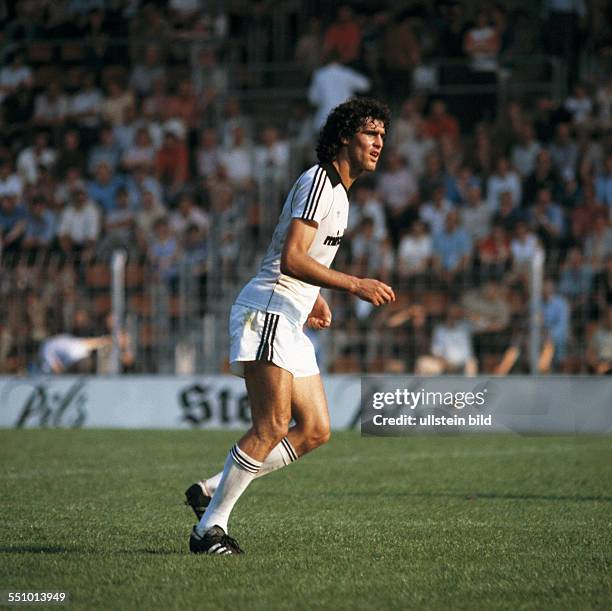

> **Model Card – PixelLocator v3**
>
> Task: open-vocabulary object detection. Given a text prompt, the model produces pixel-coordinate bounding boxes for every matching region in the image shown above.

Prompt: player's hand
[353,278,395,306]
[306,295,332,329]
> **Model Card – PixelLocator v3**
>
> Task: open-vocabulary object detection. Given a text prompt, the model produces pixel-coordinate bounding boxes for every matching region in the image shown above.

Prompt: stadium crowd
[0,0,611,375]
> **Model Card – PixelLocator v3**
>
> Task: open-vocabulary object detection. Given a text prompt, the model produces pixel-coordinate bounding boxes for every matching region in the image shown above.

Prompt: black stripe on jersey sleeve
[302,166,325,220]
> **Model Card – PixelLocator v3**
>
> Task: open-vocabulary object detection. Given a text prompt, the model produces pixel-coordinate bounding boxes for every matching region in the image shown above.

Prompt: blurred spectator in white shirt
[511,124,542,178]
[487,156,522,212]
[17,131,57,186]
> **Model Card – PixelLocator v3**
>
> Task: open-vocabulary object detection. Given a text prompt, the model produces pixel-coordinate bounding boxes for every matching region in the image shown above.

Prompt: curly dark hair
[316,97,391,163]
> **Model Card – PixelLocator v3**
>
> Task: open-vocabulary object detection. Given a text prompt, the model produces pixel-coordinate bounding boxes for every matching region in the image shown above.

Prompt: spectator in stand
[584,216,612,272]
[219,97,253,149]
[34,81,69,129]
[135,188,166,253]
[125,164,162,208]
[323,5,363,66]
[529,186,565,254]
[420,182,453,235]
[68,72,103,148]
[493,191,525,234]
[3,82,35,144]
[511,123,542,178]
[121,126,156,173]
[220,126,254,189]
[129,44,166,99]
[253,126,290,189]
[595,153,612,208]
[347,184,387,242]
[17,131,57,186]
[466,122,495,177]
[102,77,135,127]
[419,152,447,202]
[390,97,422,150]
[88,124,121,175]
[295,17,324,77]
[22,195,57,259]
[541,278,570,371]
[397,219,432,283]
[478,223,511,277]
[0,50,33,102]
[416,304,478,376]
[191,46,228,108]
[570,184,607,245]
[196,128,223,180]
[55,130,86,179]
[97,186,137,260]
[565,83,593,131]
[169,193,209,241]
[165,78,199,135]
[523,149,560,207]
[509,221,542,283]
[155,128,189,198]
[377,149,418,245]
[149,216,180,286]
[586,306,612,374]
[113,104,141,156]
[0,160,23,200]
[445,165,479,207]
[431,210,472,283]
[397,118,436,179]
[487,156,522,212]
[595,76,612,130]
[0,194,27,255]
[55,167,86,210]
[461,183,491,242]
[558,246,593,312]
[87,161,125,214]
[350,217,394,284]
[549,122,579,180]
[308,54,370,132]
[424,99,460,143]
[57,186,101,262]
[180,223,209,305]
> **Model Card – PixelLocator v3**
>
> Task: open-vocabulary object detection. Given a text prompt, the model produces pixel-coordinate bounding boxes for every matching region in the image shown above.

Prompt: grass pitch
[0,430,610,610]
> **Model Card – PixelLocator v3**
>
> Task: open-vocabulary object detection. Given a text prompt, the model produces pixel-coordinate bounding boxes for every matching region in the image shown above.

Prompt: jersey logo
[323,233,344,246]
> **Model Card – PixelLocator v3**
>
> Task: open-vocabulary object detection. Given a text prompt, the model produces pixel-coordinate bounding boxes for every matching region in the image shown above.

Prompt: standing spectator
[549,123,579,180]
[308,56,370,132]
[16,131,57,186]
[34,81,69,129]
[487,156,522,212]
[323,5,363,66]
[155,129,189,197]
[58,187,101,262]
[511,123,542,178]
[595,154,612,208]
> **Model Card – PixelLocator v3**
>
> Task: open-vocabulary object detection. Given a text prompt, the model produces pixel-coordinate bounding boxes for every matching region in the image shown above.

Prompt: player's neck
[332,157,361,191]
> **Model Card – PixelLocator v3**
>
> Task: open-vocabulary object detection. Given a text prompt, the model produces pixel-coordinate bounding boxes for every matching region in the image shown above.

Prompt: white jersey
[235,162,349,325]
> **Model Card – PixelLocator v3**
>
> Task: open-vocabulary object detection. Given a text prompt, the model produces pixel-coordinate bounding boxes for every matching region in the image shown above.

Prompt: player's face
[347,119,386,173]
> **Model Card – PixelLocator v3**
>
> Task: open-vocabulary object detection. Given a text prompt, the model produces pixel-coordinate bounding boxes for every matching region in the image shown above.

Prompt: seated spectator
[431,210,472,281]
[511,123,541,178]
[424,99,459,143]
[58,187,101,262]
[540,279,570,371]
[0,159,23,200]
[125,164,162,209]
[17,130,57,186]
[165,79,199,134]
[350,217,394,287]
[55,167,87,209]
[528,186,565,254]
[170,194,209,241]
[129,44,166,98]
[97,186,137,260]
[510,221,542,271]
[34,81,68,128]
[323,5,362,66]
[595,153,612,208]
[0,194,27,254]
[420,183,453,235]
[461,183,492,242]
[155,128,189,197]
[180,223,209,305]
[564,83,593,130]
[558,246,593,306]
[253,126,290,188]
[584,216,612,272]
[397,118,436,178]
[347,184,387,241]
[196,128,223,180]
[397,219,432,280]
[493,191,525,234]
[22,195,57,257]
[191,46,229,101]
[586,306,612,374]
[549,122,579,180]
[136,189,166,252]
[87,161,125,213]
[102,77,135,127]
[445,165,478,207]
[390,98,422,150]
[149,216,180,285]
[595,76,612,130]
[68,72,103,147]
[88,125,122,175]
[0,51,33,102]
[477,223,509,277]
[416,305,478,375]
[418,151,447,202]
[522,149,560,207]
[122,126,156,173]
[487,156,522,212]
[220,126,254,189]
[570,185,607,245]
[55,130,86,179]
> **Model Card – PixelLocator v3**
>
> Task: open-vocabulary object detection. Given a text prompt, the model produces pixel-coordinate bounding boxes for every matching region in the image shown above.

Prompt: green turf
[0,431,610,610]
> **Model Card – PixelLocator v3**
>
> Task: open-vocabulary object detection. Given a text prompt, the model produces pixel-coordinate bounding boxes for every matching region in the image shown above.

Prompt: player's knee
[304,423,331,450]
[254,416,290,447]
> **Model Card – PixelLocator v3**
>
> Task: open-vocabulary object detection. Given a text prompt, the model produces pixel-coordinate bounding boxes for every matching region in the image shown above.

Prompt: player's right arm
[280,218,395,306]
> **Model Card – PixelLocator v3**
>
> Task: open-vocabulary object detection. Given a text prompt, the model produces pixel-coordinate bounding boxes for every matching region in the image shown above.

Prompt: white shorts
[229,304,319,378]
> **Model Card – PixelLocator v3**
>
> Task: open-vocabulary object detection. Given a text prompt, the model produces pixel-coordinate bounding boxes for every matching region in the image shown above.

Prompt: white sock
[195,444,263,535]
[199,436,298,496]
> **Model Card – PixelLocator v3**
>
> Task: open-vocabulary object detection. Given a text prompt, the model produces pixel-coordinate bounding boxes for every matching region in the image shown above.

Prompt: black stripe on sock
[230,446,260,473]
[232,444,261,470]
[281,437,298,462]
